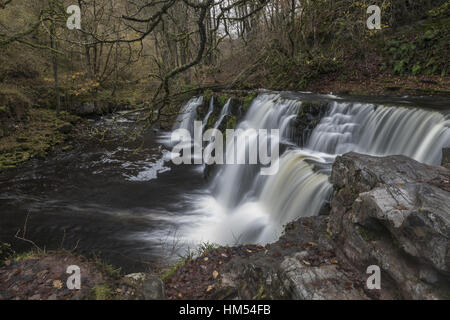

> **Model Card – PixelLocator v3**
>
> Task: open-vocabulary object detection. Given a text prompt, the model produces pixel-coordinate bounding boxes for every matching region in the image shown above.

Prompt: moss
[92,256,122,279]
[206,114,218,130]
[0,108,80,171]
[92,284,115,300]
[217,94,230,107]
[0,105,9,115]
[242,92,258,113]
[225,116,237,130]
[357,225,378,242]
[203,89,213,103]
[252,284,266,300]
[13,249,39,262]
[161,258,188,282]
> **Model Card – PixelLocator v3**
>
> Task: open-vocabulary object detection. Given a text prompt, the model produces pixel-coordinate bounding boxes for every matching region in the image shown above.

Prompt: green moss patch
[0,108,82,171]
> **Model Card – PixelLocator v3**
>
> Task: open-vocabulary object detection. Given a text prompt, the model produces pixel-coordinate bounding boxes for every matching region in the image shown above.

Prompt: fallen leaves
[331,259,339,264]
[52,280,63,289]
[212,270,219,279]
[395,205,407,210]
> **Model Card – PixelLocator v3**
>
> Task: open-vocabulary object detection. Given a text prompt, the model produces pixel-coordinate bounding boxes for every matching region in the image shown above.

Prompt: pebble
[29,294,41,300]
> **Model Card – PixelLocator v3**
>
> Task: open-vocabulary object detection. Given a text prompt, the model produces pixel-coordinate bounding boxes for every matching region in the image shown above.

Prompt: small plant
[196,241,218,256]
[412,63,421,75]
[218,94,230,107]
[92,284,114,300]
[161,256,189,281]
[92,255,122,279]
[0,242,14,265]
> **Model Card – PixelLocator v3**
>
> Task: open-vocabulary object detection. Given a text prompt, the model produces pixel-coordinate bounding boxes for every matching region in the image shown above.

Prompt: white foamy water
[155,93,450,246]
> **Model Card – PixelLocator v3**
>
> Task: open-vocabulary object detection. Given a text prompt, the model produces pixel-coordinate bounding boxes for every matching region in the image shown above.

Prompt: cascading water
[213,98,232,130]
[202,97,215,131]
[172,96,203,135]
[161,96,204,158]
[184,92,449,246]
[307,101,450,165]
[212,94,304,209]
[156,92,450,247]
[183,94,333,244]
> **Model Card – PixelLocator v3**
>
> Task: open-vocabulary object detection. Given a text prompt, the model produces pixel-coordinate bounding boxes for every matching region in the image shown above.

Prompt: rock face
[442,148,450,169]
[212,216,375,300]
[329,152,450,299]
[293,100,329,147]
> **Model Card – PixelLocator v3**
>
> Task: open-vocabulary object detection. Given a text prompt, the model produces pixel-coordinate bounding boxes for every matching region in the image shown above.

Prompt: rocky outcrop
[329,152,450,299]
[214,216,374,300]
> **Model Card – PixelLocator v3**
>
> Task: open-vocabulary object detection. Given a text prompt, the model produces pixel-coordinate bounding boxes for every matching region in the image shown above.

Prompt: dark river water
[0,114,208,273]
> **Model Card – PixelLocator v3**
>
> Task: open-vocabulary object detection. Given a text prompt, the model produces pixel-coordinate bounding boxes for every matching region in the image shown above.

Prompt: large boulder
[328,152,450,299]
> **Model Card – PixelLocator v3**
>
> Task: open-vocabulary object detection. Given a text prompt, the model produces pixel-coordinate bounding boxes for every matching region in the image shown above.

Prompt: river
[0,91,449,273]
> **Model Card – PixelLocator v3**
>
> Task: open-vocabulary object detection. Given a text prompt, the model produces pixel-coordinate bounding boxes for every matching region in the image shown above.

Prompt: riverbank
[0,107,87,172]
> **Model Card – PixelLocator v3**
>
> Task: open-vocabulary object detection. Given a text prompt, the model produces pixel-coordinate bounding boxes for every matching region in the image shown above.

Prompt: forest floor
[0,248,164,300]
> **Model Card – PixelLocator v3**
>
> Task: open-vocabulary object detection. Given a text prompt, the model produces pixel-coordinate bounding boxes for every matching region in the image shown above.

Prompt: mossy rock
[217,94,230,107]
[357,225,379,242]
[242,92,258,113]
[225,115,237,130]
[203,89,213,103]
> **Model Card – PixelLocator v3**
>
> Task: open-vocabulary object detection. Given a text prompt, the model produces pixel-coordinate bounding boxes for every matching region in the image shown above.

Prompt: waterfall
[213,98,232,130]
[212,94,302,209]
[307,101,450,165]
[172,96,203,136]
[162,96,204,152]
[202,97,214,131]
[185,93,450,245]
